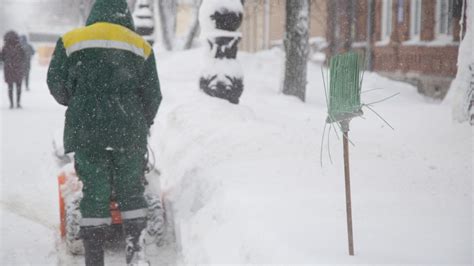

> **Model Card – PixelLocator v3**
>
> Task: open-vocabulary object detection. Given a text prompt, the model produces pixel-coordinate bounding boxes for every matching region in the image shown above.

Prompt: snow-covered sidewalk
[0,48,472,265]
[152,48,472,264]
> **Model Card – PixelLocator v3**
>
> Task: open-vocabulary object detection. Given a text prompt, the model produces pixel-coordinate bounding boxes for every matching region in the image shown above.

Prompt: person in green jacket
[47,0,161,265]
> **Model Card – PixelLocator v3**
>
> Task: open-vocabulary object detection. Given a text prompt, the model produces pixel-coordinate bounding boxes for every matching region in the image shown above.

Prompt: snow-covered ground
[0,47,472,265]
[0,59,65,265]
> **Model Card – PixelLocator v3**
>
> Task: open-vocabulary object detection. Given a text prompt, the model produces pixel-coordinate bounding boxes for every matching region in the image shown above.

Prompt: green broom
[327,52,364,124]
[325,52,364,256]
[321,51,397,256]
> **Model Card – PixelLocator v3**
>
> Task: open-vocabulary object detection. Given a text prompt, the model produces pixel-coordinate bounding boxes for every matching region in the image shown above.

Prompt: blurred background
[0,0,465,100]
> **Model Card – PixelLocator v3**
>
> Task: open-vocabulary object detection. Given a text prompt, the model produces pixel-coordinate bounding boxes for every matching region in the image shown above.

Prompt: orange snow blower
[57,167,165,255]
[57,171,123,238]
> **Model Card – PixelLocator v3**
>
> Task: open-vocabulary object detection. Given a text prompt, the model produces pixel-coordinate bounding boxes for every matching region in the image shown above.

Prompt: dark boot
[8,84,13,109]
[25,71,30,91]
[80,226,106,266]
[16,82,22,108]
[123,217,148,265]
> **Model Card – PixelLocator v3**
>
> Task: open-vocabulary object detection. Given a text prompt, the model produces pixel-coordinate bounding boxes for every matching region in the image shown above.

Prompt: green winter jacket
[47,0,161,154]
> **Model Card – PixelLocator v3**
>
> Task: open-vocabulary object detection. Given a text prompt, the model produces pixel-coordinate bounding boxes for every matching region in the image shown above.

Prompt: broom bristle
[328,52,363,122]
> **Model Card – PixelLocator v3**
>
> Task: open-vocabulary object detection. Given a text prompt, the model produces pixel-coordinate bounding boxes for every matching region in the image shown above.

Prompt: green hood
[86,0,135,30]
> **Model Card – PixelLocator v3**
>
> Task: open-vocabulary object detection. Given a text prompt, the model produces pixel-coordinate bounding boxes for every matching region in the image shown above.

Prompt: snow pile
[151,48,472,264]
[133,0,155,42]
[198,0,243,35]
[201,58,243,78]
[59,164,84,255]
[59,164,83,206]
[134,19,155,29]
[444,2,473,123]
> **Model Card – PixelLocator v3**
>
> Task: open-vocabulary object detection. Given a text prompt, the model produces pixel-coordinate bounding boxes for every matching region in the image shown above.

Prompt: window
[436,0,454,37]
[381,0,393,41]
[410,0,422,39]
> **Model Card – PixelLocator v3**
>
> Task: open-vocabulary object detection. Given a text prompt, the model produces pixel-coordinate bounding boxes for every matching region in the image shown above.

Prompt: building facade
[327,0,466,98]
[240,0,327,52]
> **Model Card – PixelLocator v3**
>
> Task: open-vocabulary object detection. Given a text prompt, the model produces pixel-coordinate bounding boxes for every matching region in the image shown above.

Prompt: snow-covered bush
[198,0,244,104]
[133,0,156,45]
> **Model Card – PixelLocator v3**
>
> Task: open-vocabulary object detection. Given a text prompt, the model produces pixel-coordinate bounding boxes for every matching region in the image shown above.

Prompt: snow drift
[444,1,473,123]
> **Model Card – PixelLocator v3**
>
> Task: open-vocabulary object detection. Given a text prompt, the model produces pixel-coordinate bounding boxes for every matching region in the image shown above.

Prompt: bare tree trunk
[326,0,353,59]
[183,0,203,50]
[283,0,310,102]
[326,0,337,59]
[157,0,177,50]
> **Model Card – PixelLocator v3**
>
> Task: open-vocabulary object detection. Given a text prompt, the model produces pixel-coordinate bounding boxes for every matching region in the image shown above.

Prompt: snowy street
[0,60,63,264]
[0,47,471,265]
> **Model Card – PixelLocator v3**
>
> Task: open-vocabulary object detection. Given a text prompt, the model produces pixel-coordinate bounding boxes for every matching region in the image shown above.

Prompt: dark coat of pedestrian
[2,31,26,108]
[20,35,35,91]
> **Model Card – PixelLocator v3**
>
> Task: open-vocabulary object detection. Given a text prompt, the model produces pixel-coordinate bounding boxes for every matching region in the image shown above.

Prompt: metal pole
[341,120,354,256]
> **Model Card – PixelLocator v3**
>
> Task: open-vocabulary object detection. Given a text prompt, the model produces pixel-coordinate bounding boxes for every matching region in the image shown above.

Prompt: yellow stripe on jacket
[62,22,152,59]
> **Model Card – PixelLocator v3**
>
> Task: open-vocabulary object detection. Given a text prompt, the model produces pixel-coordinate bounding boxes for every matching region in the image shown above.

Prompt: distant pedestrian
[2,31,26,109]
[20,35,35,91]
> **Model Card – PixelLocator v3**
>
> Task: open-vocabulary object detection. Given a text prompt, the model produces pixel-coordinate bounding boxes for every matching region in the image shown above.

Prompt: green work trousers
[74,149,148,227]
